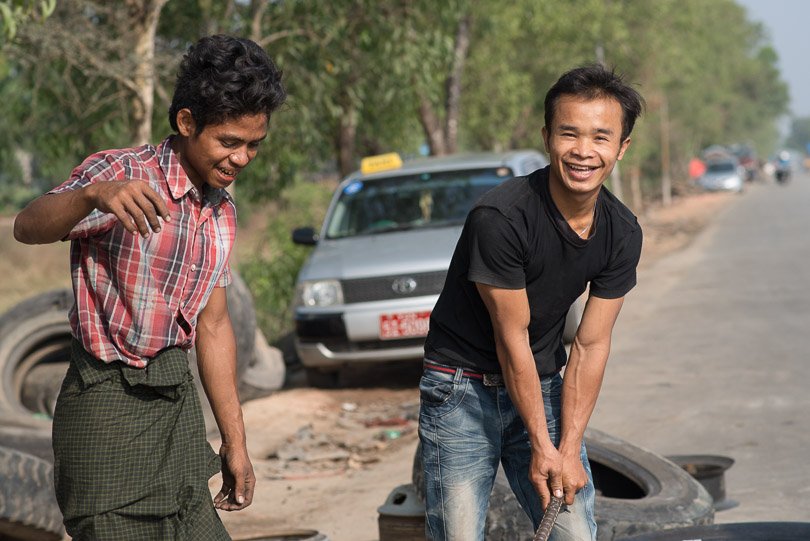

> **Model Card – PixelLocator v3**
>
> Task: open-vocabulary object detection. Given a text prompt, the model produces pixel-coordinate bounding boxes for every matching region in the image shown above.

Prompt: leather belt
[423,359,504,387]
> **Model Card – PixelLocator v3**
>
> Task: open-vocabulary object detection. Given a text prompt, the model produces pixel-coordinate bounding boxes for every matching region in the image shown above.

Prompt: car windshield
[325,167,511,239]
[706,161,736,173]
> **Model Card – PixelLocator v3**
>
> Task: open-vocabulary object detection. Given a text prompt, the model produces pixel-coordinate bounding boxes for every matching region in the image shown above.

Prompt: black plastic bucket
[666,454,735,509]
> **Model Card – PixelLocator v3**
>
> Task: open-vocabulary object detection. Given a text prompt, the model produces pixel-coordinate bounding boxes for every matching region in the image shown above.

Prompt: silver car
[697,159,745,193]
[292,150,558,386]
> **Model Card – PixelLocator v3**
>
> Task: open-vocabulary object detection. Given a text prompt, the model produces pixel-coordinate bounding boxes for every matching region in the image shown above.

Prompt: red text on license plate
[379,311,431,339]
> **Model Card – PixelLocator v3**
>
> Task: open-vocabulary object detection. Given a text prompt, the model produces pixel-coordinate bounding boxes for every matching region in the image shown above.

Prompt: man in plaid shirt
[14,35,285,540]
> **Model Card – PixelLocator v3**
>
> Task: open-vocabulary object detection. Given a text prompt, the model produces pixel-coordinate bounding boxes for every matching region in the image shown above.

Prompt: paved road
[591,172,810,523]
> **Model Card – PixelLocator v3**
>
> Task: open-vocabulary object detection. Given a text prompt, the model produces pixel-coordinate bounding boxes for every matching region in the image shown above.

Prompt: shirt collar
[157,135,233,206]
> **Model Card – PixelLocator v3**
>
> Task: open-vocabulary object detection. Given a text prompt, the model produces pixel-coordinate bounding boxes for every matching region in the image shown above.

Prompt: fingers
[214,472,255,511]
[93,181,171,237]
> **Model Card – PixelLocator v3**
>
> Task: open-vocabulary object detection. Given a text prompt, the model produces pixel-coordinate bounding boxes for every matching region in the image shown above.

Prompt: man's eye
[222,141,237,149]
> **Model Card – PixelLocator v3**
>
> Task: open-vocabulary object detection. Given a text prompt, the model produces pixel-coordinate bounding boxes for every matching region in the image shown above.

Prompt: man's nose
[230,148,249,166]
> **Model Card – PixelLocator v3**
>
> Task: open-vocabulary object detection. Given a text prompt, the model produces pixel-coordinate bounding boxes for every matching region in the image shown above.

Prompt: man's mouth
[565,163,599,180]
[217,166,238,179]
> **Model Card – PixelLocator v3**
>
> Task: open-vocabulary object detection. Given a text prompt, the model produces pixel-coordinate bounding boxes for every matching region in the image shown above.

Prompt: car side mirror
[292,227,319,246]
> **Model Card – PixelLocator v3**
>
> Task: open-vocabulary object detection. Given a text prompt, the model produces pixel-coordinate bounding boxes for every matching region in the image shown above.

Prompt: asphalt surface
[591,172,810,523]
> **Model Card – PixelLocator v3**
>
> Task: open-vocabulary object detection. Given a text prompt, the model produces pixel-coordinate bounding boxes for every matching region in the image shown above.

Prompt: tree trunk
[630,163,643,215]
[443,14,471,154]
[336,104,358,177]
[610,164,624,201]
[417,92,447,156]
[127,0,167,146]
[659,93,672,207]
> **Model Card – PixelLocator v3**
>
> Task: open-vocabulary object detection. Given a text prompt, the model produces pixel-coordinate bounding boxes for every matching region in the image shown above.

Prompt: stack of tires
[0,272,282,540]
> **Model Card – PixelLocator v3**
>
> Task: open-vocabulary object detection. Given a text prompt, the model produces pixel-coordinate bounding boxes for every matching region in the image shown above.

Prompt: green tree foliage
[0,0,55,43]
[786,117,810,153]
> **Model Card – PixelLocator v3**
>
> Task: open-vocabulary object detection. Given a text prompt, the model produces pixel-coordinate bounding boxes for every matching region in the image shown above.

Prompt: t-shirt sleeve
[590,224,643,299]
[466,207,526,289]
[48,153,127,240]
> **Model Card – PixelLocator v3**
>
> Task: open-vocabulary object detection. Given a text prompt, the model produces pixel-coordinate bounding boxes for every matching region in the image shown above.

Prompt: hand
[87,180,171,237]
[529,443,564,511]
[213,442,255,511]
[560,448,589,506]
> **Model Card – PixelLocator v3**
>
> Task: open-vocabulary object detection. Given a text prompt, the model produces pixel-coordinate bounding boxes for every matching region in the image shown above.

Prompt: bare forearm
[496,337,555,452]
[14,189,96,244]
[195,321,246,446]
[559,341,609,455]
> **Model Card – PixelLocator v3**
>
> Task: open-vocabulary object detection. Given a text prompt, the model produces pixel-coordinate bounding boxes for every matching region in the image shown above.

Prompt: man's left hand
[214,442,255,511]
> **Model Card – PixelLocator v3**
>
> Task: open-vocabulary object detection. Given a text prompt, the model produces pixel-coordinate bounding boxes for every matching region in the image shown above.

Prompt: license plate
[379,311,431,340]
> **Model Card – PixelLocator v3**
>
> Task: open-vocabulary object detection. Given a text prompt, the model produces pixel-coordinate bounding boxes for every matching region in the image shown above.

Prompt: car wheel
[412,428,714,540]
[0,445,64,541]
[304,367,340,388]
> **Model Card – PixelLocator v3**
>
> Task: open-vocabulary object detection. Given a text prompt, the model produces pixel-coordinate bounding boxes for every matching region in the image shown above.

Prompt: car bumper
[294,297,436,368]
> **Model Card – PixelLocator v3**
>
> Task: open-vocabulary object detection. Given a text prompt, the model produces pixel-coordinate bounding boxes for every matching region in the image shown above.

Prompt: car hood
[297,226,463,282]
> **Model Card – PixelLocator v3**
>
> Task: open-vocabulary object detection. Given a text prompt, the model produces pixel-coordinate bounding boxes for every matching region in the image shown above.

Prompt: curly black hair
[168,35,286,134]
[544,64,645,142]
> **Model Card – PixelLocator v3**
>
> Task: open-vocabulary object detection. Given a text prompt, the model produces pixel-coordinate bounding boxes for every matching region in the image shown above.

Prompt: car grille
[341,270,447,303]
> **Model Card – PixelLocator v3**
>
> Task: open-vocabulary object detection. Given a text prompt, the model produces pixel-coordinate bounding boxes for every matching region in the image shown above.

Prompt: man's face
[542,95,630,197]
[178,112,268,190]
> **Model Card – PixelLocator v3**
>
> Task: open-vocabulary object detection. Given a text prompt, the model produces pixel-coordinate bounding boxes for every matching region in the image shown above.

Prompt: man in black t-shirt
[419,65,645,541]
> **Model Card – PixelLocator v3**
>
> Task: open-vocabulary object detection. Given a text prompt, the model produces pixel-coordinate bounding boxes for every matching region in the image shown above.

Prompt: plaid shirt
[49,136,236,368]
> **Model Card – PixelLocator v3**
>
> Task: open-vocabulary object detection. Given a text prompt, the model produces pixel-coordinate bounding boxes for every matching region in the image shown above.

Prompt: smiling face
[175,109,268,190]
[542,95,630,200]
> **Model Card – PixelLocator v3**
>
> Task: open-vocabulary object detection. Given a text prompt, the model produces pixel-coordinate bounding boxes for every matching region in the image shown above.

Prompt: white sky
[736,0,810,118]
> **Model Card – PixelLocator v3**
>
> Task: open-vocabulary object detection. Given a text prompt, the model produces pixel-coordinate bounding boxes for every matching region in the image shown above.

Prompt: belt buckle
[483,373,503,387]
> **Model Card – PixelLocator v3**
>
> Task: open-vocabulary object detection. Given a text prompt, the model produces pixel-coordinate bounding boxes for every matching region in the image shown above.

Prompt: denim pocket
[418,370,467,418]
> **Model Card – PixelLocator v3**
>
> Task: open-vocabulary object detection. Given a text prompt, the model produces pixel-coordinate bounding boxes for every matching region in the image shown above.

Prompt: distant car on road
[291,150,588,387]
[697,159,745,193]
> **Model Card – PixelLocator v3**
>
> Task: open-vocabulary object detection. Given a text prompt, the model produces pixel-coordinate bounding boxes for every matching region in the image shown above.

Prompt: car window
[325,167,512,239]
[706,162,736,173]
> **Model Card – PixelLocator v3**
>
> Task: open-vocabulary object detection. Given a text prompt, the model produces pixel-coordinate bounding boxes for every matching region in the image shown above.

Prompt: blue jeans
[418,363,596,541]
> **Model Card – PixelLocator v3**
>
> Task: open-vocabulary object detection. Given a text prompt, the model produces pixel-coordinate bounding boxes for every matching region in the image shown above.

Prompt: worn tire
[412,428,714,540]
[617,522,810,541]
[239,531,331,540]
[0,290,72,419]
[0,445,64,541]
[0,272,258,438]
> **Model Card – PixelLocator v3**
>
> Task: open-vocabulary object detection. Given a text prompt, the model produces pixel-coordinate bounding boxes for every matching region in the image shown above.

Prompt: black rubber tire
[412,428,714,540]
[0,272,258,440]
[239,531,330,540]
[617,522,810,541]
[0,445,64,541]
[0,290,73,419]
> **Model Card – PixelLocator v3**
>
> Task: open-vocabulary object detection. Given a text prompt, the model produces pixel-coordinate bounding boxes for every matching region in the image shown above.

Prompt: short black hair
[544,64,644,142]
[169,35,286,134]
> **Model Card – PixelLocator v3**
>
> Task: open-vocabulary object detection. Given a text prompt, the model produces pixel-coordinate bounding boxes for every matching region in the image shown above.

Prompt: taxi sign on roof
[360,152,403,175]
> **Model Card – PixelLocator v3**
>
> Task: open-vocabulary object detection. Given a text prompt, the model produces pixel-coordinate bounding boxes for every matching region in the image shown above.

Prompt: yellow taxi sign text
[360,152,403,175]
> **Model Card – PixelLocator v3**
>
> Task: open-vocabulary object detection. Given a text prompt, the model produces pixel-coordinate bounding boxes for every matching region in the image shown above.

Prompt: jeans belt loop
[452,366,465,385]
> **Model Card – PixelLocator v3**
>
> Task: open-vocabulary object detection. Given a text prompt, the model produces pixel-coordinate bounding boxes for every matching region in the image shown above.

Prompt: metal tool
[533,496,564,541]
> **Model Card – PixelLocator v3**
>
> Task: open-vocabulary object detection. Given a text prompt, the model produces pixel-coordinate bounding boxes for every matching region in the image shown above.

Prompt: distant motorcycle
[775,151,791,184]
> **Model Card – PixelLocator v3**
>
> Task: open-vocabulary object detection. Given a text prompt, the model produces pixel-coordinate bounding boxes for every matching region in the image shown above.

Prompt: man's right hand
[88,181,171,237]
[529,442,564,511]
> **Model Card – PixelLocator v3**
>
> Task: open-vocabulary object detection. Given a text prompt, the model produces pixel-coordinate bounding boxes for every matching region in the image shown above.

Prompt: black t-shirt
[424,166,642,376]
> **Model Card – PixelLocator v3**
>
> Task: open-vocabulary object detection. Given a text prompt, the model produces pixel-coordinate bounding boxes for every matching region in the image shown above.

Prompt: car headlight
[296,280,344,307]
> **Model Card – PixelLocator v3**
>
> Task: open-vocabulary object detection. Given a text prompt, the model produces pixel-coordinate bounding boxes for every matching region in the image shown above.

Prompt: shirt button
[190,264,197,272]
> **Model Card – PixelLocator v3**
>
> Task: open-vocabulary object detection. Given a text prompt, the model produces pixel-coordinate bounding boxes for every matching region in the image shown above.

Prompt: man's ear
[541,126,550,153]
[617,137,631,160]
[175,108,196,137]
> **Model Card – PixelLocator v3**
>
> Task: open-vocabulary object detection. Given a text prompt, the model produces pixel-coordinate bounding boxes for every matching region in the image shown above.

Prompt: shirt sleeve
[216,263,232,288]
[48,153,127,240]
[590,225,643,299]
[466,207,526,289]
